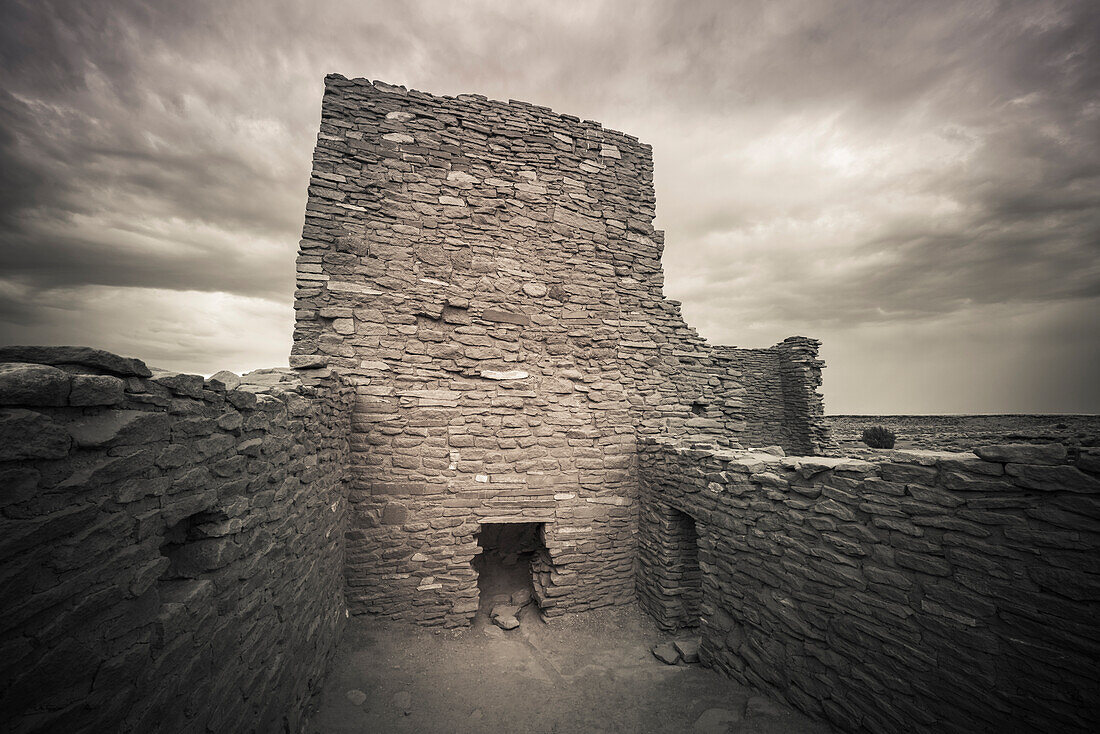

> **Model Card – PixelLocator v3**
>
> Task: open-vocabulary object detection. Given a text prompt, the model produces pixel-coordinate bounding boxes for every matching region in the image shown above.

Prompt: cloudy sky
[1,0,1097,413]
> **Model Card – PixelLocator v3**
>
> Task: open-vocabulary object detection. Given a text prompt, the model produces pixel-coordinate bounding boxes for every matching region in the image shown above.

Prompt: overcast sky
[1,0,1097,413]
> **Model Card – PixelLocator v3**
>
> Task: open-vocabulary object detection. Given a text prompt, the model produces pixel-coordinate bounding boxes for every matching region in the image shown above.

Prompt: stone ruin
[1,75,1097,733]
[292,74,833,627]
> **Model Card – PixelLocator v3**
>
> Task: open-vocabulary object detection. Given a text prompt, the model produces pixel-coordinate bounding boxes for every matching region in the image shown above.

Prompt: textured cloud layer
[1,0,1097,412]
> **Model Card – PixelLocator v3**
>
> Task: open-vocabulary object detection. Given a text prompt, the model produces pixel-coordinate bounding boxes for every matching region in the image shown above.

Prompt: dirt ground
[304,604,832,734]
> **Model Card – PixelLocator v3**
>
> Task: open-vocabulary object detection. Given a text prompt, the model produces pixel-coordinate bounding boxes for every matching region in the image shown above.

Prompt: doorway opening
[667,508,702,628]
[473,522,545,630]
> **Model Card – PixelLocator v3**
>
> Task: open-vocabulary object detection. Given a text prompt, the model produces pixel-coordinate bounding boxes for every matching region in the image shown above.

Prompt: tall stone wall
[290,75,831,626]
[711,337,832,455]
[0,347,353,733]
[638,436,1100,733]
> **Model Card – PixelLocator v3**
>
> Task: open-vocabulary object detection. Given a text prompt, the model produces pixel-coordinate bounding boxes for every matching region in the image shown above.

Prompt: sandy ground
[304,604,831,734]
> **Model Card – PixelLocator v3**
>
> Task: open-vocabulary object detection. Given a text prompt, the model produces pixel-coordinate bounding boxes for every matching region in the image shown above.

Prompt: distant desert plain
[827,415,1100,454]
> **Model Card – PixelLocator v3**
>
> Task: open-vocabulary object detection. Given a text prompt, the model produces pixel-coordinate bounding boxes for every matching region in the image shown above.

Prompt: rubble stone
[975,443,1067,465]
[0,363,70,406]
[652,642,680,665]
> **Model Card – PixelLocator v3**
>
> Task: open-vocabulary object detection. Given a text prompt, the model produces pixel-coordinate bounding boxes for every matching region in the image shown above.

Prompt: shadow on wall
[637,503,704,631]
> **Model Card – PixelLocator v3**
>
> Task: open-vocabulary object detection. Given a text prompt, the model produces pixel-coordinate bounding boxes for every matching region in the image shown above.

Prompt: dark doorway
[473,522,544,629]
[667,508,702,628]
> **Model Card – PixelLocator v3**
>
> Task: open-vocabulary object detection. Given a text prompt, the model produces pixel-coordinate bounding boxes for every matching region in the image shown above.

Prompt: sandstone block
[69,374,126,405]
[480,370,528,380]
[446,170,478,184]
[1006,463,1100,493]
[0,363,70,406]
[0,409,71,460]
[674,637,701,663]
[1078,449,1100,474]
[652,642,679,664]
[975,443,1067,465]
[208,370,242,390]
[67,410,170,448]
[0,345,151,377]
[150,370,205,398]
[481,309,530,326]
[381,503,407,525]
[290,354,327,368]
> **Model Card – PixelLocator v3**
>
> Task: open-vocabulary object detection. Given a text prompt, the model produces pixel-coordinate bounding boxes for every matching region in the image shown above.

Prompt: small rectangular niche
[665,508,702,628]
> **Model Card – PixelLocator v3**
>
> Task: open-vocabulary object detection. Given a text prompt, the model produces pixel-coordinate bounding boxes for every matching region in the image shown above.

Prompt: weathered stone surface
[290,354,327,369]
[652,642,680,665]
[975,443,1067,465]
[480,370,529,381]
[0,408,71,460]
[68,374,126,405]
[208,370,242,390]
[381,503,407,525]
[0,345,152,377]
[1004,463,1100,492]
[491,604,520,620]
[638,437,1099,734]
[149,369,204,398]
[67,410,170,448]
[492,613,519,630]
[0,363,70,406]
[481,309,530,326]
[1,348,355,734]
[674,637,701,663]
[1078,449,1100,474]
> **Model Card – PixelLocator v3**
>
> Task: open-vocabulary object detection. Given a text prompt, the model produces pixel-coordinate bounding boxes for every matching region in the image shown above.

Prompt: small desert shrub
[861,426,896,449]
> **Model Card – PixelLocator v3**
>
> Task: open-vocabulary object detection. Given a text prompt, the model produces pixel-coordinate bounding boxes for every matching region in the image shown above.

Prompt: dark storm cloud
[0,0,1096,410]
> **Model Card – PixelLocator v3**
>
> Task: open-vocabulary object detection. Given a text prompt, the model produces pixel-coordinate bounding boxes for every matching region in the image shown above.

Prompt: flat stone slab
[0,345,151,377]
[976,443,1067,465]
[674,638,701,663]
[492,614,520,630]
[0,363,69,406]
[652,642,680,665]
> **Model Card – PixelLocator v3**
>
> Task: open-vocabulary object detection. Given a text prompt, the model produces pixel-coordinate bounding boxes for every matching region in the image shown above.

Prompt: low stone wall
[0,347,354,733]
[638,436,1100,733]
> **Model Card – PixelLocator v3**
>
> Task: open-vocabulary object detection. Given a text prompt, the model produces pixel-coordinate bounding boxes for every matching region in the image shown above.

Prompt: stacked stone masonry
[637,437,1100,733]
[0,346,354,733]
[2,75,1097,733]
[290,75,831,627]
[712,338,835,456]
